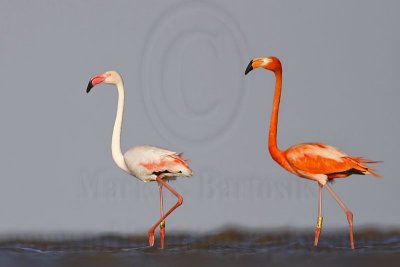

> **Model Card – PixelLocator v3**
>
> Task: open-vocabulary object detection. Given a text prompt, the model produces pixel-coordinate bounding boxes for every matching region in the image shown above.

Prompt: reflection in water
[0,229,399,267]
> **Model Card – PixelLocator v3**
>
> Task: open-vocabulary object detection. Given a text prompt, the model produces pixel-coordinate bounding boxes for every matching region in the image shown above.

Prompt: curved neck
[268,69,287,167]
[112,82,130,173]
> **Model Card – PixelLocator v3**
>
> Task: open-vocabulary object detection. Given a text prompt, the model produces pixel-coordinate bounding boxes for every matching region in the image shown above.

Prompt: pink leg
[325,184,355,249]
[314,184,323,246]
[148,177,183,248]
[159,183,165,249]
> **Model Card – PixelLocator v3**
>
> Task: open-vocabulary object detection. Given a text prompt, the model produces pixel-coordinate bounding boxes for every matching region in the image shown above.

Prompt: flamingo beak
[245,60,254,75]
[86,81,94,93]
[86,74,106,93]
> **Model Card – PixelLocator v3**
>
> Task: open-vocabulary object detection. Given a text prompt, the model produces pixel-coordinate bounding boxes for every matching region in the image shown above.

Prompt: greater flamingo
[86,71,193,249]
[245,57,380,249]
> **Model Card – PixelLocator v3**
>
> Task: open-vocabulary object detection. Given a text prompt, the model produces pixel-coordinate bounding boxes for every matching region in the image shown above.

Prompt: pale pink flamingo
[245,57,381,249]
[86,71,193,249]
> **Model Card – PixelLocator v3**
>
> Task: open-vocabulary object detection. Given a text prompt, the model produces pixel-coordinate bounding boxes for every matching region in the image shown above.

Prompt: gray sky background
[0,0,399,235]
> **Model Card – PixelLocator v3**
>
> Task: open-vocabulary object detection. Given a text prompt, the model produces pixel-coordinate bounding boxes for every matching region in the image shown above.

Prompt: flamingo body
[284,143,380,180]
[124,145,192,182]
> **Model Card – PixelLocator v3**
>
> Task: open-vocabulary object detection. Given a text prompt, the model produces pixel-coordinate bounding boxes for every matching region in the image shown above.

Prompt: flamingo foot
[160,221,165,249]
[314,228,321,247]
[148,229,155,247]
[346,211,355,250]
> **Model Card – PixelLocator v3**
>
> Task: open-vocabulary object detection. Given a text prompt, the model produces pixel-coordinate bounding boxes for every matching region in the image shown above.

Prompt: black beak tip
[86,81,93,93]
[245,60,253,75]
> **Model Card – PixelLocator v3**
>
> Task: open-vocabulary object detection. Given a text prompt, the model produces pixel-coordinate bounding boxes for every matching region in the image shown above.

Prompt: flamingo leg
[314,184,323,247]
[325,184,355,249]
[148,177,183,248]
[158,183,165,249]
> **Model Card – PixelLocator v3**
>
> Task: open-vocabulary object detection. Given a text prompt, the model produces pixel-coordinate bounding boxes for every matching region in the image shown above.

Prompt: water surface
[0,229,399,267]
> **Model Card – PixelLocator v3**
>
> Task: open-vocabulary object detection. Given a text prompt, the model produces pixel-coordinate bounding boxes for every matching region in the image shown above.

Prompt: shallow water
[0,229,399,267]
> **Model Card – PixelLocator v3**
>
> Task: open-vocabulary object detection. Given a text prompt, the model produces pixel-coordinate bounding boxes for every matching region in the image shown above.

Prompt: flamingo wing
[284,143,380,179]
[135,146,190,175]
[140,152,190,175]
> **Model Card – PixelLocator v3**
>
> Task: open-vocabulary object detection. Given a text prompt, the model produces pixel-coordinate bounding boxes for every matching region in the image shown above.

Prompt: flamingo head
[244,56,281,75]
[86,71,122,93]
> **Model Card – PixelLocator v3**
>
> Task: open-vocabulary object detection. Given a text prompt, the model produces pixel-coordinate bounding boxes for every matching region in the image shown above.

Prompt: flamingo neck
[112,82,130,173]
[268,69,287,167]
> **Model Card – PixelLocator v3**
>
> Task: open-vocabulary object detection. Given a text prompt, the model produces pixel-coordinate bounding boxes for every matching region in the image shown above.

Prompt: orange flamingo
[245,57,381,249]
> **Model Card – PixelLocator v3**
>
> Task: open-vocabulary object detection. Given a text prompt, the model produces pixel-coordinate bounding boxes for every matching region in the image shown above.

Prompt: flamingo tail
[345,156,382,178]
